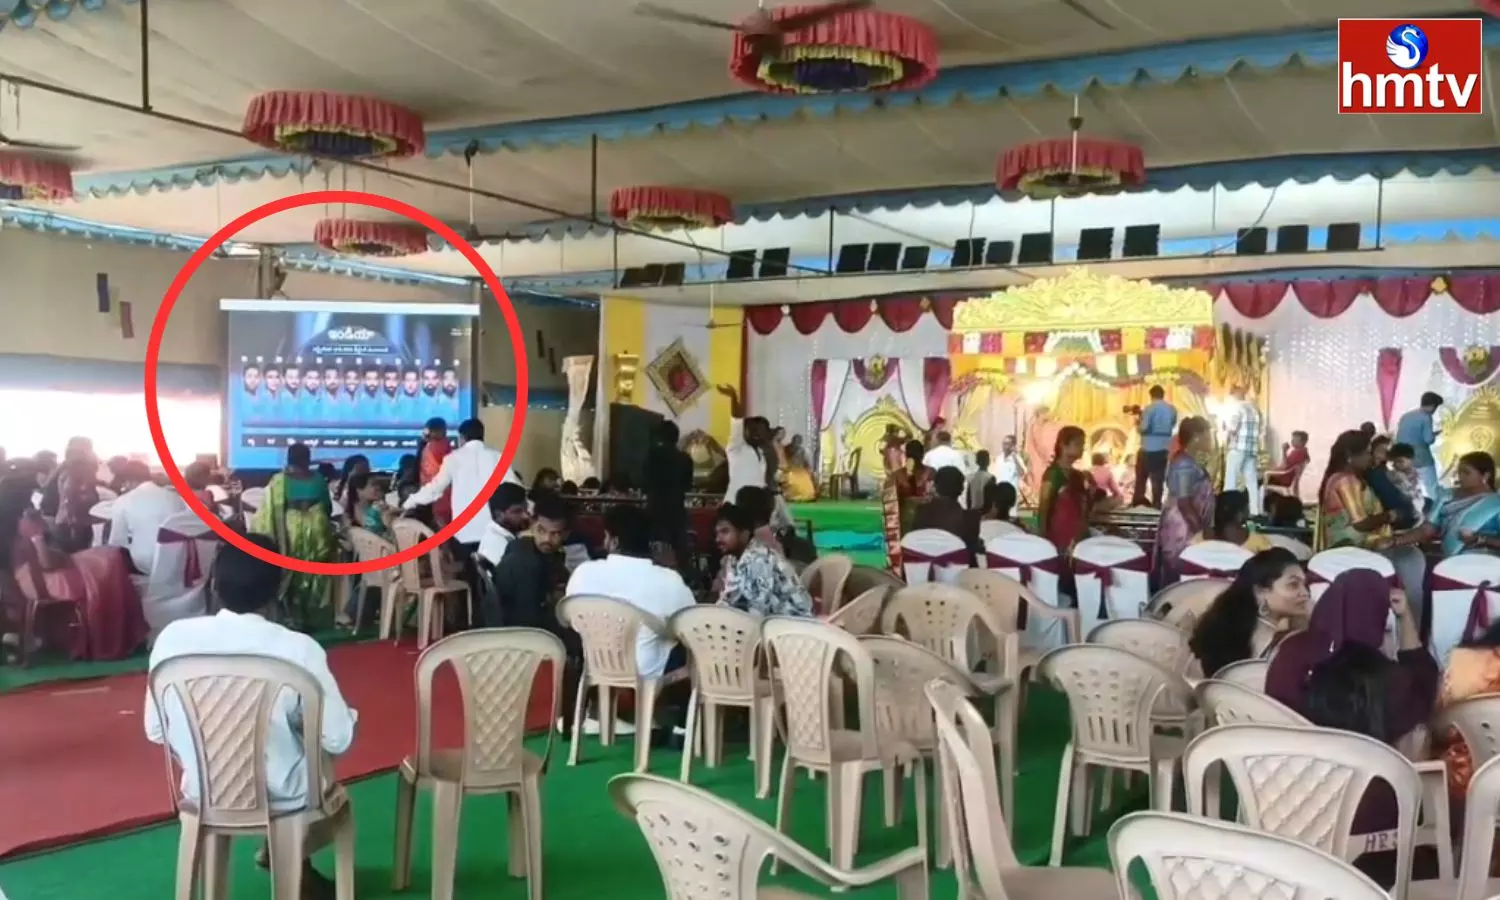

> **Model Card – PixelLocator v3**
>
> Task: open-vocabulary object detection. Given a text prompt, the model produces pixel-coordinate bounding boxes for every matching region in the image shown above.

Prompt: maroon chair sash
[901,546,970,581]
[984,552,1062,585]
[1072,555,1150,586]
[1305,569,1398,586]
[1432,573,1497,646]
[158,528,206,587]
[1177,559,1245,579]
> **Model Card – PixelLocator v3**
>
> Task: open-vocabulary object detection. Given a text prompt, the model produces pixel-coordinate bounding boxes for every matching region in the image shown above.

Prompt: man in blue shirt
[1395,391,1444,508]
[1131,385,1177,508]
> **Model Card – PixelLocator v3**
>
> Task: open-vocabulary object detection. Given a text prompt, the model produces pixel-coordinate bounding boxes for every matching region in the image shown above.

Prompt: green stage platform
[791,501,888,568]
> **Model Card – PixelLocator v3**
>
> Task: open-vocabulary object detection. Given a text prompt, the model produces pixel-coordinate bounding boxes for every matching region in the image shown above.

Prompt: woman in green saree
[252,442,337,630]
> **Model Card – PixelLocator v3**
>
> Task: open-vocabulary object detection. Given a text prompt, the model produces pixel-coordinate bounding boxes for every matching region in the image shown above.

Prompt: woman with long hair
[1317,429,1397,550]
[252,442,336,630]
[1203,489,1272,551]
[1037,425,1089,555]
[0,473,144,660]
[330,453,370,512]
[890,439,935,534]
[781,433,819,502]
[1155,416,1215,580]
[1188,547,1309,677]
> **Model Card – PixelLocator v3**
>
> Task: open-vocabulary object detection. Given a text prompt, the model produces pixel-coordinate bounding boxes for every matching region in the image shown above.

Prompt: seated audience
[46,437,101,553]
[1201,490,1272,551]
[1264,430,1309,496]
[330,454,370,513]
[1266,568,1437,888]
[392,453,419,505]
[0,473,144,661]
[1437,620,1500,798]
[580,476,602,492]
[565,505,694,680]
[714,502,813,618]
[966,449,995,511]
[343,472,394,539]
[910,465,978,560]
[1187,547,1308,677]
[477,482,531,567]
[977,481,1026,531]
[1365,435,1418,530]
[733,486,785,557]
[109,461,210,575]
[485,493,570,629]
[1265,493,1306,528]
[144,533,356,897]
[532,467,562,494]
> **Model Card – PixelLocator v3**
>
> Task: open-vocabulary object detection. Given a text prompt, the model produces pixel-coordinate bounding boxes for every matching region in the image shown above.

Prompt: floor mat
[0,640,555,858]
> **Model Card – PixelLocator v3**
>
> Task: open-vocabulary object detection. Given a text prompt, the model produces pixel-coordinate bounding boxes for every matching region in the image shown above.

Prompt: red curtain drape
[809,359,828,428]
[744,294,969,335]
[1376,348,1402,431]
[922,357,950,427]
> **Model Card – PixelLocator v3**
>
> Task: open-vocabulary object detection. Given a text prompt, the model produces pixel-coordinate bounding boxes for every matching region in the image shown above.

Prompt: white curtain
[896,357,931,431]
[820,359,852,433]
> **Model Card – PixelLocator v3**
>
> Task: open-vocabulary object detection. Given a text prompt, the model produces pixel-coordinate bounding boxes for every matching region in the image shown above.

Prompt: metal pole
[139,0,151,111]
[589,134,599,217]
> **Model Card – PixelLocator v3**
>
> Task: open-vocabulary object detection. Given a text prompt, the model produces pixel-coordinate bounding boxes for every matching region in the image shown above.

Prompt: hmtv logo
[1337,18,1484,114]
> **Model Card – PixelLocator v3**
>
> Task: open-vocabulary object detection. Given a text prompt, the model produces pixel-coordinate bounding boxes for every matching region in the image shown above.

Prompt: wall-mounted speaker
[835,243,870,274]
[868,242,901,272]
[725,250,756,280]
[1275,225,1309,254]
[1017,232,1053,265]
[1122,224,1161,258]
[951,238,987,268]
[661,262,685,286]
[900,246,930,270]
[640,263,665,286]
[984,240,1015,266]
[1326,222,1362,252]
[759,247,790,278]
[618,267,648,287]
[1235,227,1268,256]
[1077,227,1115,261]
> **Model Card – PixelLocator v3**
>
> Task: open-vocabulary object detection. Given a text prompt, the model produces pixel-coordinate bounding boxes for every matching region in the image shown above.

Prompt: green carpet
[0,689,1127,900]
[0,628,362,693]
[791,501,883,535]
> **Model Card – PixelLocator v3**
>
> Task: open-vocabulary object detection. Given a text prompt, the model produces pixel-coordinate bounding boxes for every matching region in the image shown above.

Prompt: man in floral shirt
[715,503,813,618]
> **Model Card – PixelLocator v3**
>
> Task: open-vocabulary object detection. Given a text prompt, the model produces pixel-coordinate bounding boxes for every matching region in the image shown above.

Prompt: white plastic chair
[1182,723,1423,899]
[978,519,1025,542]
[1264,532,1313,560]
[1307,546,1395,602]
[982,532,1068,652]
[1176,540,1251,580]
[138,511,219,639]
[1071,535,1150,640]
[1214,658,1270,692]
[900,529,970,584]
[89,499,114,547]
[1410,754,1500,900]
[1430,554,1500,668]
[239,487,266,515]
[1109,810,1391,900]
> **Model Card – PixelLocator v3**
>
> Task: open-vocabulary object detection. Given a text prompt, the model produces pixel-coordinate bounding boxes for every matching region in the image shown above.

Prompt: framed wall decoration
[646,337,708,416]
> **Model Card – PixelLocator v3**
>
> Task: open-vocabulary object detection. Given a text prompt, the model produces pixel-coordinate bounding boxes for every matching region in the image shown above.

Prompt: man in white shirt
[108,461,210,575]
[715,383,768,503]
[565,504,695,680]
[924,431,969,476]
[992,435,1027,496]
[1222,386,1265,516]
[144,533,355,897]
[477,481,531,566]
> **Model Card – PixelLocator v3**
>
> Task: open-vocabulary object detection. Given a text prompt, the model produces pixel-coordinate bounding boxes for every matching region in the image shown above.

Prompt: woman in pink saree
[1,474,145,661]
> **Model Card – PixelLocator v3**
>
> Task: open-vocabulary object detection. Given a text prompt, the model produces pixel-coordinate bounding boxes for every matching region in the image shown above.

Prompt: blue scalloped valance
[0,0,134,32]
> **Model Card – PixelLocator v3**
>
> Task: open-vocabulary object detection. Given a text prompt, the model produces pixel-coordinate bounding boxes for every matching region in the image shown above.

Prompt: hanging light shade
[730,6,938,94]
[610,186,733,230]
[998,99,1144,200]
[0,151,72,201]
[242,90,425,159]
[314,218,430,257]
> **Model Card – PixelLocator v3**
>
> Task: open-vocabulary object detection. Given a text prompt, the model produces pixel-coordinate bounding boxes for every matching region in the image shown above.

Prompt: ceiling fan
[636,0,874,54]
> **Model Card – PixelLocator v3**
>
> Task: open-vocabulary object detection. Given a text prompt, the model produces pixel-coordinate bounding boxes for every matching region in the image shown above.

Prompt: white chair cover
[1263,533,1312,561]
[96,486,118,502]
[1072,535,1150,640]
[1307,547,1396,602]
[1430,554,1500,667]
[983,531,1069,652]
[239,486,266,514]
[89,500,114,547]
[900,529,969,584]
[978,519,1025,542]
[136,510,220,639]
[1177,540,1252,580]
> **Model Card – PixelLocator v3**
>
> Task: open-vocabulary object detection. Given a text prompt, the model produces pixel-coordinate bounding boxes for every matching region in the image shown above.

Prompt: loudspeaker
[1235,227,1268,256]
[868,242,901,272]
[759,247,790,278]
[835,243,870,274]
[984,240,1015,266]
[725,250,756,280]
[900,246,930,270]
[618,267,648,287]
[608,403,665,489]
[1327,222,1362,252]
[1077,227,1115,261]
[640,263,666,286]
[1017,232,1053,265]
[951,238,987,268]
[661,262,685,286]
[1275,224,1309,254]
[1122,224,1160,258]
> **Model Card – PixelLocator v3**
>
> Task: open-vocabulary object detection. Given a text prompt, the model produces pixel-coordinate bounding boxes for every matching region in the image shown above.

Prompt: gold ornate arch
[952,267,1214,333]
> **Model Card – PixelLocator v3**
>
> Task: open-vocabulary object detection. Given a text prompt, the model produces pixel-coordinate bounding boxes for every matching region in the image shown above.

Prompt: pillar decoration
[613,352,640,404]
[561,355,598,485]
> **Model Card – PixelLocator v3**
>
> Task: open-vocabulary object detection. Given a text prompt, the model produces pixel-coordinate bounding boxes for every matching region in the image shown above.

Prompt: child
[1387,442,1427,524]
[1090,452,1123,506]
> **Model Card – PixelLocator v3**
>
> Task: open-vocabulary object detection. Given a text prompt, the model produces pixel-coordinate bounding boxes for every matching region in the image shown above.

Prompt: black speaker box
[1017,232,1053,265]
[1276,225,1310,254]
[608,403,665,489]
[1327,222,1362,252]
[1122,224,1160,258]
[835,243,870,274]
[984,240,1015,266]
[759,247,790,278]
[951,238,987,268]
[1077,227,1115,261]
[900,246,930,270]
[725,251,756,280]
[1235,227,1268,256]
[868,242,901,272]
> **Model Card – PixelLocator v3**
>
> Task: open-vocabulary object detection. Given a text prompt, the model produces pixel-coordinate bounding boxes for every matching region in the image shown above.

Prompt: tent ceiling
[0,0,1489,256]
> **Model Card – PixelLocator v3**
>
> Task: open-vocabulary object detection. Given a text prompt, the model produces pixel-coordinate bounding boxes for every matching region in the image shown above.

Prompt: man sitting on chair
[144,533,357,899]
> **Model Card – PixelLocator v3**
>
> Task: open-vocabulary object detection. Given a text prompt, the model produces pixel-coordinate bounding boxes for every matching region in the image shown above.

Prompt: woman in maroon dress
[0,475,145,661]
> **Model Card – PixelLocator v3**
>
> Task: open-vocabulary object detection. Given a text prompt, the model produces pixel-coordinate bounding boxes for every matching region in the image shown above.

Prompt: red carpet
[0,640,555,858]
